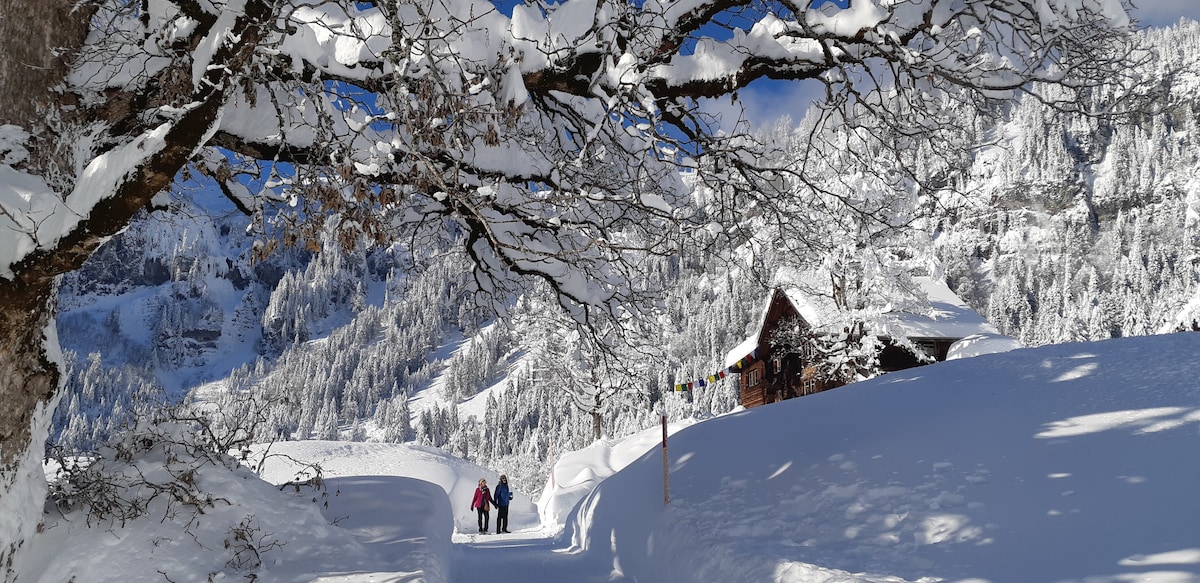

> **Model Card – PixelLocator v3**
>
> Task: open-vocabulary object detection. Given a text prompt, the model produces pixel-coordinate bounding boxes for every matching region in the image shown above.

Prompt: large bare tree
[0,0,1143,575]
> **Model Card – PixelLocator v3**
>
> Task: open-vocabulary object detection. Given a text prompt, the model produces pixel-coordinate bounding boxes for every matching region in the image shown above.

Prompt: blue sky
[726,0,1200,130]
[1135,0,1200,27]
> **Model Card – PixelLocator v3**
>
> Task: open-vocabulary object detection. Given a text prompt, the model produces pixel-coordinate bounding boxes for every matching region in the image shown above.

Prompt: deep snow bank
[565,334,1200,583]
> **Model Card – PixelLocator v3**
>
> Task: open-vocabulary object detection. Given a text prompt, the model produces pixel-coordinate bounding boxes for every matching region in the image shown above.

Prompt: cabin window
[803,378,817,395]
[801,342,816,360]
[747,367,762,387]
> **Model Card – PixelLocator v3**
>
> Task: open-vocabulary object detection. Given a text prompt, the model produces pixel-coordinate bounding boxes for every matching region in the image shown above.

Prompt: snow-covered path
[451,529,616,583]
[314,475,453,582]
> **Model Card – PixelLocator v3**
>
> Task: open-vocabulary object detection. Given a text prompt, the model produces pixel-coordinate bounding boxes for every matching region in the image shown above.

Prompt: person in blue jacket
[494,474,514,533]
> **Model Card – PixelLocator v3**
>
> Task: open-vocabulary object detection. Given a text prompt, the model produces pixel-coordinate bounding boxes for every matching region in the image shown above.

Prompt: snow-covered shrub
[43,402,329,579]
[47,414,238,527]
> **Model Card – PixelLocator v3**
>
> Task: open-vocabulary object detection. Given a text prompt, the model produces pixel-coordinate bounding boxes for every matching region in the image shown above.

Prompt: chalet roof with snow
[725,274,1006,368]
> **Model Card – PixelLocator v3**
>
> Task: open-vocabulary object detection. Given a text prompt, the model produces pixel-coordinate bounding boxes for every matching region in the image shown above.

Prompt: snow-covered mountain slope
[933,22,1200,345]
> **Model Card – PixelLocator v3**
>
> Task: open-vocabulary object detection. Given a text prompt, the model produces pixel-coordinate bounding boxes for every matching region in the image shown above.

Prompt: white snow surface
[16,332,1200,582]
[946,332,1025,360]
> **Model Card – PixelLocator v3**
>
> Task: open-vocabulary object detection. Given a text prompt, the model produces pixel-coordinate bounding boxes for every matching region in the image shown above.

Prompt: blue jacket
[494,483,513,507]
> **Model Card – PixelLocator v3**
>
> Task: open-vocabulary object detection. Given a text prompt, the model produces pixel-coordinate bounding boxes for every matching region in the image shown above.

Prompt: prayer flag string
[674,349,759,392]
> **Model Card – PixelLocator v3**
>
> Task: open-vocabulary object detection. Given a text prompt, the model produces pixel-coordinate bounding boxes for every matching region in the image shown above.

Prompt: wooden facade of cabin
[738,289,960,409]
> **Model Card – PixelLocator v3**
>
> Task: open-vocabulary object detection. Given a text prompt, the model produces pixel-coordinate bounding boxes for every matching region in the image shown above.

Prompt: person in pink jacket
[470,478,497,533]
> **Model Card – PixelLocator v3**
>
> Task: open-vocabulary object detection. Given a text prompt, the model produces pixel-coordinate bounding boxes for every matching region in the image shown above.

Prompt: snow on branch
[4,0,1148,333]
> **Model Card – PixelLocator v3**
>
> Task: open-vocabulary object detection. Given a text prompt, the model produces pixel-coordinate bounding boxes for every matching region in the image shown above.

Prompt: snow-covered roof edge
[725,273,1018,368]
[891,277,1002,340]
[724,333,761,370]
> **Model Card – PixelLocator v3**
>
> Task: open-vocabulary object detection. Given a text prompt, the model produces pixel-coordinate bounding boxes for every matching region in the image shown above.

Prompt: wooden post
[662,413,669,505]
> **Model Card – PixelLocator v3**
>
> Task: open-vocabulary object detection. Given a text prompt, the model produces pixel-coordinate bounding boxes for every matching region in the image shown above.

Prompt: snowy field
[15,332,1200,582]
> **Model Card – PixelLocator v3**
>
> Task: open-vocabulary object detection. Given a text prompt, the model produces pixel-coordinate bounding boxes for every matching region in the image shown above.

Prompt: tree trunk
[0,0,91,578]
[0,0,90,136]
[592,393,603,441]
[0,281,60,581]
[0,284,59,464]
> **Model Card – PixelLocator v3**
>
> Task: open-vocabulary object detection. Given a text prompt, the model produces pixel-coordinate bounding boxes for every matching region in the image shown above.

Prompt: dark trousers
[476,508,490,532]
[496,505,509,532]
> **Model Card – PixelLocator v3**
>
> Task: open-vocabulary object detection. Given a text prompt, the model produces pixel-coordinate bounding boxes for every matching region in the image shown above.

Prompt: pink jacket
[471,486,494,511]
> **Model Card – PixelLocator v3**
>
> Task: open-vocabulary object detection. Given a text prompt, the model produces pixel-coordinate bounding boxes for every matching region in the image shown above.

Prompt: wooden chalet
[726,276,1015,409]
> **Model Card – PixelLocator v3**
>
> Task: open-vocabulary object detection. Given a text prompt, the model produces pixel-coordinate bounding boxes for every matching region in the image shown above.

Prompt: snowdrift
[564,334,1200,582]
